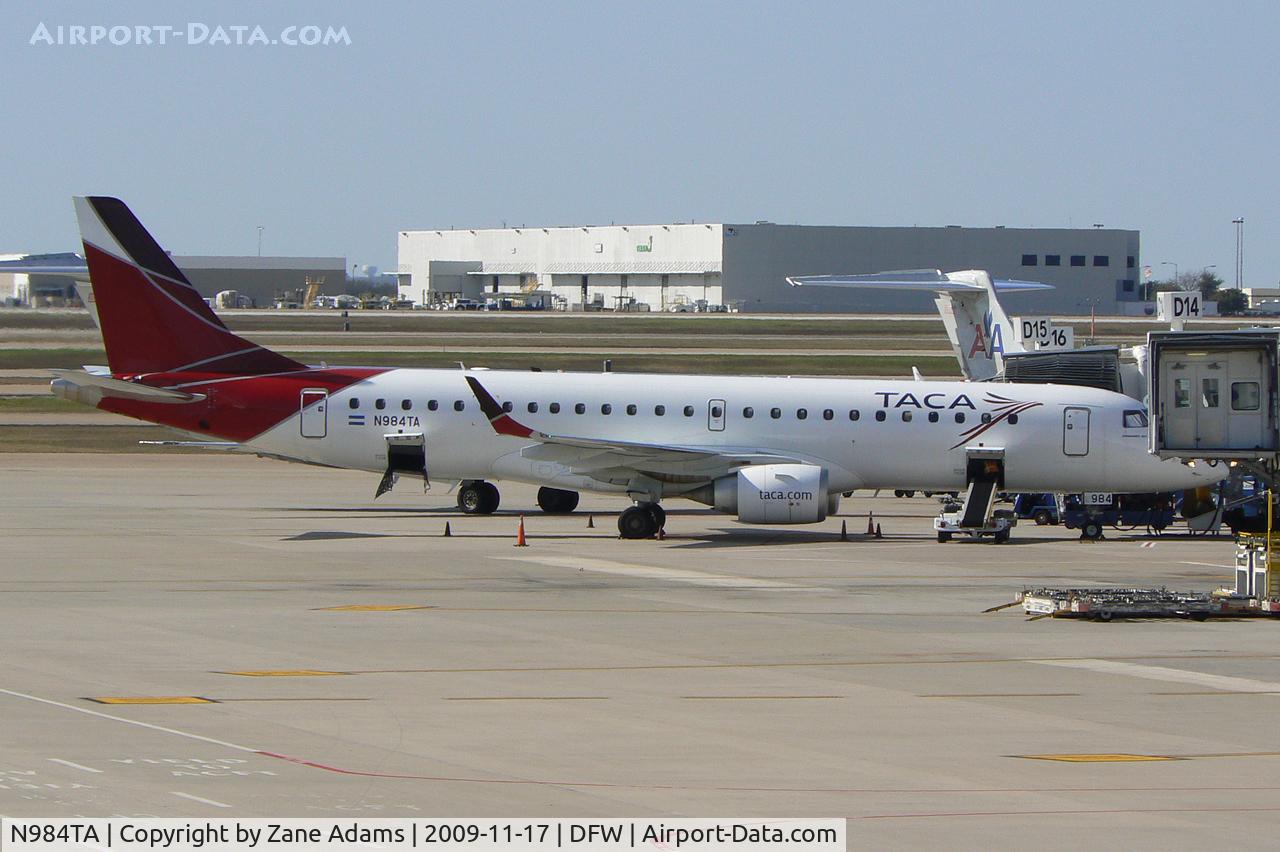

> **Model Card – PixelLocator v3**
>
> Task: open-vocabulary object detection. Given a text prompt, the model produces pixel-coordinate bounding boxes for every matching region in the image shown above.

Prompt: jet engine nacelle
[692,463,837,524]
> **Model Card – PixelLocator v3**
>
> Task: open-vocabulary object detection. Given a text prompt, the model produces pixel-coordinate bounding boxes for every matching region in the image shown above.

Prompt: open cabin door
[374,433,428,498]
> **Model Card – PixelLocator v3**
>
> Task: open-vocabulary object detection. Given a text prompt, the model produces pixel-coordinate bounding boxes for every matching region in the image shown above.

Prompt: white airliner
[52,197,1218,538]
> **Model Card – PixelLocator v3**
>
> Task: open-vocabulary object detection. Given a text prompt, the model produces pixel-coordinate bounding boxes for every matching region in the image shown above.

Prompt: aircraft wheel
[618,505,658,539]
[537,487,579,514]
[646,503,666,530]
[458,481,500,515]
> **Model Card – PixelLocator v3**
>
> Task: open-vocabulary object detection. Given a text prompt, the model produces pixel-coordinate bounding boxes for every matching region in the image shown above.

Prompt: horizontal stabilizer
[50,369,206,404]
[138,440,241,450]
[787,270,1053,292]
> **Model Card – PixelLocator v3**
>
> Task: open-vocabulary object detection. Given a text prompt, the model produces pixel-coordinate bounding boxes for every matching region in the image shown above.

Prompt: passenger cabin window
[954,412,965,424]
[743,406,754,418]
[710,404,722,418]
[427,399,438,411]
[575,403,586,414]
[823,409,834,420]
[797,408,808,420]
[1008,413,1019,425]
[375,399,386,410]
[849,410,860,421]
[654,404,666,416]
[683,405,695,417]
[601,403,612,415]
[1123,410,1148,428]
[770,408,782,419]
[626,404,637,415]
[401,399,411,411]
[928,411,939,423]
[349,398,360,410]
[875,411,886,422]
[502,401,513,413]
[549,402,561,413]
[1232,382,1261,411]
[901,410,912,422]
[980,412,992,423]
[527,402,539,413]
[453,400,465,412]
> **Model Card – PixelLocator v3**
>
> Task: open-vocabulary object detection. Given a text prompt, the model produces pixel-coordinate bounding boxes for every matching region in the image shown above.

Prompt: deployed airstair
[934,448,1015,543]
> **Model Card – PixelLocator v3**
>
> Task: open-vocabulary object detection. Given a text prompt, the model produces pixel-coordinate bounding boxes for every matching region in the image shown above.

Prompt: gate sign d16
[1013,316,1074,351]
[1157,291,1202,322]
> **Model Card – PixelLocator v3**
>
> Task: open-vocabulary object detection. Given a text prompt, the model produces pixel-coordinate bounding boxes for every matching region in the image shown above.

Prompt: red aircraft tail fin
[74,196,303,376]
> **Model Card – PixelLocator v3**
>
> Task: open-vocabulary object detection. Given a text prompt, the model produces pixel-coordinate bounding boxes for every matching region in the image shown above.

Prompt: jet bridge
[1148,330,1280,467]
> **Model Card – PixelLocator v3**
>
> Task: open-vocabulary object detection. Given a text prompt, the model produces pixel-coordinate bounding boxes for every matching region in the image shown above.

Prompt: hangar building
[396,222,1140,315]
[0,253,346,308]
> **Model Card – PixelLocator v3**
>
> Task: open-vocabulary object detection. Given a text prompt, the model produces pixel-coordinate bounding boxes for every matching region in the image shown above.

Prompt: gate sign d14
[1013,316,1074,351]
[1157,291,1202,322]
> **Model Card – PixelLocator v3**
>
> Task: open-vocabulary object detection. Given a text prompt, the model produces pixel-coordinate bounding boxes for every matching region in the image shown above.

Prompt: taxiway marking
[501,555,814,589]
[0,688,257,752]
[47,758,103,773]
[1032,659,1280,694]
[171,791,231,808]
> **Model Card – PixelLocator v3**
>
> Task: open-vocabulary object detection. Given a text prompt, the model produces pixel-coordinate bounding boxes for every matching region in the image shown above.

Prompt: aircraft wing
[465,376,803,476]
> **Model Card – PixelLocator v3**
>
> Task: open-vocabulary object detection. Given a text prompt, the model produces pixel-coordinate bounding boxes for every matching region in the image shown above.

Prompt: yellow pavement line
[1018,754,1178,762]
[314,605,433,612]
[88,696,216,705]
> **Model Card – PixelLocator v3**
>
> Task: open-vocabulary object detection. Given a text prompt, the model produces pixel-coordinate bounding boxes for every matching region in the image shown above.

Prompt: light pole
[257,226,264,257]
[1161,260,1178,291]
[1233,217,1244,289]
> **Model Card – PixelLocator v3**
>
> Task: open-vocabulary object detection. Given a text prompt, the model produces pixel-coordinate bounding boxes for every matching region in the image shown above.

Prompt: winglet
[465,376,535,438]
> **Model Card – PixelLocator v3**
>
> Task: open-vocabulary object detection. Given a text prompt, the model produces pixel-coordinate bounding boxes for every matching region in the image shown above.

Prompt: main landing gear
[536,486,580,514]
[618,503,665,539]
[457,480,500,515]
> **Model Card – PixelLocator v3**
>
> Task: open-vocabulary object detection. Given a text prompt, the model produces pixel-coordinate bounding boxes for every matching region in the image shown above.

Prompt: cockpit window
[1123,409,1148,428]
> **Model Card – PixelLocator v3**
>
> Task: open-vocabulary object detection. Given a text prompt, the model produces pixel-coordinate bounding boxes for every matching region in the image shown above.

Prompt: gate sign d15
[1013,316,1074,351]
[1157,291,1202,322]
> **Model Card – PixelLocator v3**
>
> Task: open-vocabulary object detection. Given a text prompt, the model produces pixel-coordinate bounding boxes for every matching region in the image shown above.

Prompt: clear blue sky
[2,0,1276,287]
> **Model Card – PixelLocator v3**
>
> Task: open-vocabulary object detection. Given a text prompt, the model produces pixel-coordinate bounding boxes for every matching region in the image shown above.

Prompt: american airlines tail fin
[787,269,1052,381]
[74,196,303,376]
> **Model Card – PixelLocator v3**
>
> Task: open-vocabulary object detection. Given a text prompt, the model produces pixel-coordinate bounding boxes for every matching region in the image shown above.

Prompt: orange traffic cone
[875,522,883,539]
[840,520,848,542]
[587,514,594,528]
[515,516,528,547]
[443,521,451,537]
[866,512,875,536]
